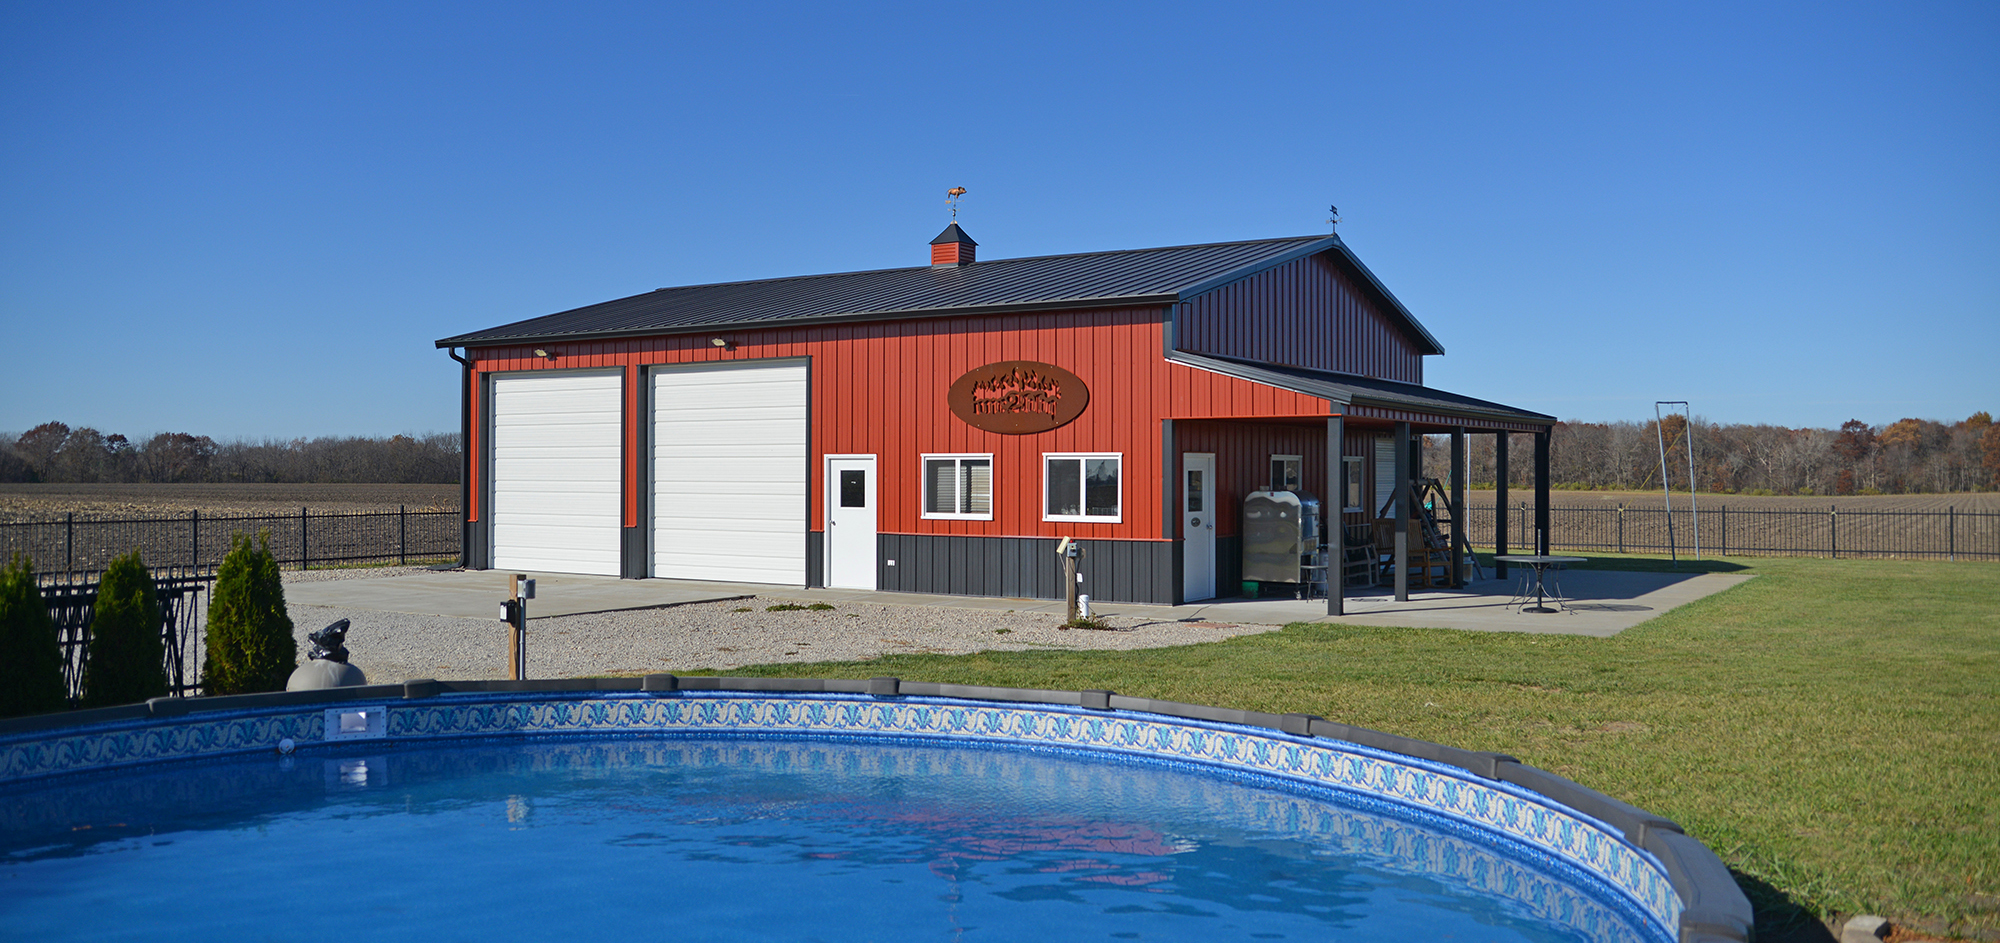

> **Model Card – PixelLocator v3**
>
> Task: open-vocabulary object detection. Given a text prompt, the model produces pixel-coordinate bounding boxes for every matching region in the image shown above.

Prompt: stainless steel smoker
[1242,489,1325,596]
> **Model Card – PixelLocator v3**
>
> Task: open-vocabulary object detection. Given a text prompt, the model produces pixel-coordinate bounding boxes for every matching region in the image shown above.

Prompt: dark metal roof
[1169,352,1555,428]
[929,223,977,246]
[436,233,1413,348]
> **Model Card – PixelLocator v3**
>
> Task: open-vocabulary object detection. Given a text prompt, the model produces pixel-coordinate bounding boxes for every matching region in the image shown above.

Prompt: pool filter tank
[1242,489,1323,589]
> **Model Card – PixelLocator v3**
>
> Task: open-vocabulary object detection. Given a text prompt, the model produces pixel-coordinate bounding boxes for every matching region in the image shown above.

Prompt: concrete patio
[286,565,1751,639]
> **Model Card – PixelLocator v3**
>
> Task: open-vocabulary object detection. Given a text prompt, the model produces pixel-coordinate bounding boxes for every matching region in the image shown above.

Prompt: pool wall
[0,676,1753,942]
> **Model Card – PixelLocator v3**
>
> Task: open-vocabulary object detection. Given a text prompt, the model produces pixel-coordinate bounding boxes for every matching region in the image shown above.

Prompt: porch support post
[458,356,472,568]
[1495,433,1510,580]
[1163,419,1180,604]
[1394,420,1411,602]
[1451,426,1466,587]
[1535,429,1552,555]
[1326,412,1343,616]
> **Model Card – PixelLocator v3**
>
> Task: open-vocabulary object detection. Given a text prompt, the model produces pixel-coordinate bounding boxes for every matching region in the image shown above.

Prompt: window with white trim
[922,454,993,519]
[1270,454,1302,491]
[1044,453,1121,522]
[1343,455,1365,512]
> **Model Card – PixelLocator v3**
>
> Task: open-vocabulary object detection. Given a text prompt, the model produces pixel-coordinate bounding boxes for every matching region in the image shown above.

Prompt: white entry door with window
[1183,452,1216,601]
[825,455,877,589]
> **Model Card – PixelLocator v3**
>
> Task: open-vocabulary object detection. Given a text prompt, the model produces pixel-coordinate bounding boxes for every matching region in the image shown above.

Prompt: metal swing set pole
[1655,401,1699,565]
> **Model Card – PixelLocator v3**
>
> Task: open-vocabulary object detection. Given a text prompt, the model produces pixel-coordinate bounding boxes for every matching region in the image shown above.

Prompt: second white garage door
[652,360,807,584]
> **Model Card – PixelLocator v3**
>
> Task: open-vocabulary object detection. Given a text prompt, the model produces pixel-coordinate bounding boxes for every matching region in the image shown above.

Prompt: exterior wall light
[533,348,552,359]
[711,338,734,350]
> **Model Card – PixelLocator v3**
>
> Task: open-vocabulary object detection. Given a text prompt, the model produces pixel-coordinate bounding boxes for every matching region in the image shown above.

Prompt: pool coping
[0,676,1753,943]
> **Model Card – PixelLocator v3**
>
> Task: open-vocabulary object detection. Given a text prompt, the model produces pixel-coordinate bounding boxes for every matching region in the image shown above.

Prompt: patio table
[1493,555,1587,613]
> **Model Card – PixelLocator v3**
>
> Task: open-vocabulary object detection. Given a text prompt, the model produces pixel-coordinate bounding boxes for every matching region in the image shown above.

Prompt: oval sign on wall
[947,361,1090,434]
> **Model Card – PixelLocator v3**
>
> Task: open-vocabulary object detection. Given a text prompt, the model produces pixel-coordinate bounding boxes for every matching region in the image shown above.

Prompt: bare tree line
[7,413,1996,495]
[1438,413,2000,495]
[0,422,461,485]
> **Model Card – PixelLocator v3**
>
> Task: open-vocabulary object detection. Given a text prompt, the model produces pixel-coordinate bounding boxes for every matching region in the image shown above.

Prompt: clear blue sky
[3,1,1994,441]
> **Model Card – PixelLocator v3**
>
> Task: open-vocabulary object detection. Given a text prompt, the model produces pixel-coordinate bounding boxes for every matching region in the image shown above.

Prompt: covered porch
[1166,353,1559,613]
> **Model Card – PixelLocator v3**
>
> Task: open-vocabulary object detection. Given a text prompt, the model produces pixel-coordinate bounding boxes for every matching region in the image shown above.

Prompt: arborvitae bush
[0,554,68,718]
[201,532,295,695]
[83,549,167,708]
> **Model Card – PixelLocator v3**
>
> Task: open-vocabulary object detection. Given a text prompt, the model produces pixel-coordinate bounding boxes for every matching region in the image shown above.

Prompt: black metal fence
[39,566,216,703]
[1468,503,2000,560]
[1,506,461,576]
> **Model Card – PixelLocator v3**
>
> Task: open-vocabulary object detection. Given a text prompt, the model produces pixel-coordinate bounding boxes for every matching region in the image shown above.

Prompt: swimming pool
[0,678,1752,942]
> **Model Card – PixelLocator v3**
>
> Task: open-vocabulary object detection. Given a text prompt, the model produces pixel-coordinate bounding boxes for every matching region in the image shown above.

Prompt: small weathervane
[1327,204,1342,232]
[947,186,968,221]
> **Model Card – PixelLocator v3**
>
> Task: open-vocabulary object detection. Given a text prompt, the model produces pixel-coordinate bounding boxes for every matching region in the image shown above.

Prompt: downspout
[446,347,472,568]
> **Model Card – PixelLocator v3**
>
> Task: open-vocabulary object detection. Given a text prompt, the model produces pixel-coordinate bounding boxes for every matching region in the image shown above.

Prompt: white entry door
[825,455,877,589]
[1183,452,1216,601]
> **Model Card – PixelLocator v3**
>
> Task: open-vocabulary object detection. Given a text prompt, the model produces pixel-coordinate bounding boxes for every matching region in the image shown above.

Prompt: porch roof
[1168,352,1556,432]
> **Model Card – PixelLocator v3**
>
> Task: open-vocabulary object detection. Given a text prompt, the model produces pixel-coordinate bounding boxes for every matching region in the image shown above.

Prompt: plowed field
[1461,489,2000,559]
[1463,489,2000,513]
[0,483,459,523]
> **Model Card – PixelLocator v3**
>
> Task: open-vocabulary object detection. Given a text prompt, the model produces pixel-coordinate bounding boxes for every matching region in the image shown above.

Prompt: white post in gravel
[504,573,532,680]
[1058,538,1081,625]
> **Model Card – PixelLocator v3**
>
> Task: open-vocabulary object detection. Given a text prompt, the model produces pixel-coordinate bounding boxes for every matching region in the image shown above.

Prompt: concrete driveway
[286,565,1750,638]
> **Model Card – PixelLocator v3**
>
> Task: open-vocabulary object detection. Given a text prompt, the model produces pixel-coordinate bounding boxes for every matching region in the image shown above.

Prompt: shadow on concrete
[1474,553,1753,575]
[1516,569,1704,602]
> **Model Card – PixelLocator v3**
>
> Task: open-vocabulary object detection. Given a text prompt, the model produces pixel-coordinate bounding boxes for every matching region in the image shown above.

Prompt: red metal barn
[436,226,1556,611]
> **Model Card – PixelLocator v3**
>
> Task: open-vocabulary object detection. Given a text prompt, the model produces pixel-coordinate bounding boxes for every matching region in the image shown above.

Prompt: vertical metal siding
[877,534,1175,604]
[1172,420,1336,539]
[1178,253,1425,382]
[464,307,1348,564]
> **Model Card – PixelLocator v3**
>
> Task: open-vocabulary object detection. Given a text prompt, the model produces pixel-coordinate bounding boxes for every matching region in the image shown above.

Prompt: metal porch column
[1327,413,1344,616]
[1495,433,1510,580]
[1451,427,1466,586]
[1535,430,1552,555]
[1394,420,1411,602]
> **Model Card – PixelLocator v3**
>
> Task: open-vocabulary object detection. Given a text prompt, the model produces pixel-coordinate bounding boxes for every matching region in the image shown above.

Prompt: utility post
[502,573,533,680]
[1057,538,1082,624]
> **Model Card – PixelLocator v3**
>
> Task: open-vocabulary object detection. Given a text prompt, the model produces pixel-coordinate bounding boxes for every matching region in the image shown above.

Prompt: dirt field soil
[0,483,460,522]
[1464,488,2000,513]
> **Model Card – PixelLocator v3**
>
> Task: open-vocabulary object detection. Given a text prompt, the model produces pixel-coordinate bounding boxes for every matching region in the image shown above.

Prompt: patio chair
[1340,524,1376,589]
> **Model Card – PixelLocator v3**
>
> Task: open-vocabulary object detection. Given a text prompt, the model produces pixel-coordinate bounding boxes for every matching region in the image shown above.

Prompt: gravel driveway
[282,568,1275,684]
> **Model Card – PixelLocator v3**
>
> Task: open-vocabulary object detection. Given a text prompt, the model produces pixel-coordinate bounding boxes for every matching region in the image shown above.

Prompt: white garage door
[490,371,623,576]
[653,360,807,584]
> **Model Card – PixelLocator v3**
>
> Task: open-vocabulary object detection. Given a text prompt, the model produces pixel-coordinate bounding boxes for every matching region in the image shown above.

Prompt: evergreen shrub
[0,554,68,718]
[201,532,295,695]
[83,549,167,708]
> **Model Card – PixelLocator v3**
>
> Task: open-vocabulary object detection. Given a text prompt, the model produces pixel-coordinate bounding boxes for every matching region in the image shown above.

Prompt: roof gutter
[435,293,1186,349]
[444,347,472,567]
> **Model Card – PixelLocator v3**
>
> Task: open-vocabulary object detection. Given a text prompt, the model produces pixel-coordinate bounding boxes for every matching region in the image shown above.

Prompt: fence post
[66,512,74,574]
[1830,505,1837,559]
[1617,504,1624,553]
[301,506,308,569]
[1949,506,1955,562]
[1719,504,1726,556]
[191,509,199,568]
[400,505,408,566]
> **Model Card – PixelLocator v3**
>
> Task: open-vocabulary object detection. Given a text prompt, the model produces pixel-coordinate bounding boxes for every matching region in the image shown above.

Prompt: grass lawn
[701,554,2000,939]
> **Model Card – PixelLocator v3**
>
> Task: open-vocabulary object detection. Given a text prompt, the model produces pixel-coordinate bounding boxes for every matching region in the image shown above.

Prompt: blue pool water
[0,734,1660,942]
